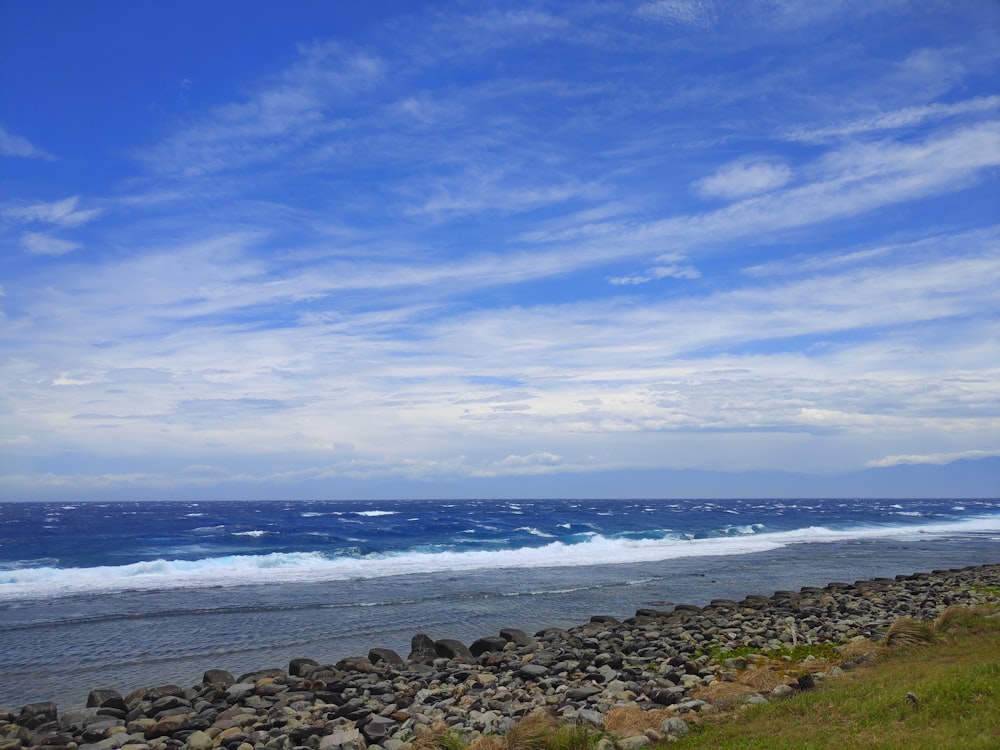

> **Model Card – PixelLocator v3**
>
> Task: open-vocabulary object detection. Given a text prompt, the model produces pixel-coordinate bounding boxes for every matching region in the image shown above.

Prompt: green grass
[672,607,1000,750]
[707,641,843,664]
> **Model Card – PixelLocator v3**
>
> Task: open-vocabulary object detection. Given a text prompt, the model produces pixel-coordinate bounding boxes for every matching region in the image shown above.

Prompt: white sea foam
[517,526,555,538]
[2,515,998,601]
[231,530,271,537]
[353,510,397,517]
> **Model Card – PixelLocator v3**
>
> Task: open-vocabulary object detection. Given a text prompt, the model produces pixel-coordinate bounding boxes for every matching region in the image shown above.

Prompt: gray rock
[434,639,473,661]
[661,716,689,737]
[566,685,602,701]
[618,736,651,749]
[287,659,319,678]
[770,684,795,699]
[202,669,235,688]
[318,727,363,750]
[361,716,397,743]
[470,636,507,656]
[368,648,405,667]
[519,664,549,679]
[185,730,214,750]
[408,633,437,663]
[59,708,102,731]
[143,685,184,701]
[17,701,58,729]
[86,690,127,713]
[499,628,535,647]
[225,682,256,701]
[335,656,374,673]
[575,709,604,726]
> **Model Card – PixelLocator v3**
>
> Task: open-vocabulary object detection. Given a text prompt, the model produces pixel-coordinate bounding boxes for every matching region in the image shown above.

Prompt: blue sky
[1,0,998,500]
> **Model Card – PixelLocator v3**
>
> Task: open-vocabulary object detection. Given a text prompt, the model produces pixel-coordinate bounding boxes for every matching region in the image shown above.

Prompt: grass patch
[468,710,598,750]
[706,640,844,668]
[673,607,1000,750]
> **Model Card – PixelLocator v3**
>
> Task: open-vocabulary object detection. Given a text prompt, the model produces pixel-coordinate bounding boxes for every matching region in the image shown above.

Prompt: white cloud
[867,450,1000,468]
[4,196,101,227]
[21,232,81,256]
[786,95,1000,142]
[693,160,793,201]
[0,125,54,160]
[139,44,383,177]
[608,264,700,285]
[637,0,717,28]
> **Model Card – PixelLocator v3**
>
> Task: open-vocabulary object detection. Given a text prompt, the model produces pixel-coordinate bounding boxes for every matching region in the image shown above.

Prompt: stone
[287,658,318,678]
[318,727,363,750]
[469,637,507,656]
[519,664,549,679]
[589,615,620,625]
[143,714,187,739]
[575,709,604,726]
[499,628,535,647]
[143,686,184,702]
[225,683,256,701]
[200,670,235,688]
[434,639,473,661]
[184,730,213,750]
[361,716,397,743]
[408,634,437,663]
[770,684,795,699]
[368,648,405,667]
[661,717,689,737]
[566,686,602,701]
[618,736,651,749]
[335,656,374,673]
[17,702,58,729]
[86,691,128,713]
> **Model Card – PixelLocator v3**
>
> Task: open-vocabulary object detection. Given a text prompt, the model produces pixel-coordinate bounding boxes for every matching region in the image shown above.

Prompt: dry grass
[468,710,553,750]
[691,680,756,708]
[603,706,675,735]
[884,617,937,648]
[934,603,999,632]
[731,667,788,693]
[839,636,878,662]
[404,721,465,750]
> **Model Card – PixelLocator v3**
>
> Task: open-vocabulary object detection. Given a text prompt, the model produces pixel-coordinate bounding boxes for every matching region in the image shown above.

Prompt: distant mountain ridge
[392,456,1000,500]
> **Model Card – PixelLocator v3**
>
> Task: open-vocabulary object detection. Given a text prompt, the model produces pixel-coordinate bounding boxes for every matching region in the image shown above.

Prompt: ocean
[2,497,999,710]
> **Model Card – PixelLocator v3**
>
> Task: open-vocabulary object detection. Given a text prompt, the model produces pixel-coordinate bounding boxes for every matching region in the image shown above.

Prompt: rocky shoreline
[4,563,999,750]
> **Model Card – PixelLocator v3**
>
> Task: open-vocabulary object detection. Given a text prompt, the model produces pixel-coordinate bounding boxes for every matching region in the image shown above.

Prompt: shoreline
[3,562,999,749]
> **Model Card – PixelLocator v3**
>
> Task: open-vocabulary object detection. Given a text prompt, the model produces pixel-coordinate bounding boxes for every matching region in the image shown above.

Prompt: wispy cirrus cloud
[137,43,383,178]
[786,95,1000,142]
[693,159,793,201]
[637,0,718,28]
[539,121,1000,255]
[21,232,81,256]
[0,125,54,160]
[3,196,101,227]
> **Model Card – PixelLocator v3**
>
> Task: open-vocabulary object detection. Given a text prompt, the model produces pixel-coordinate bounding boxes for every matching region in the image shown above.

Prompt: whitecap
[4,514,998,601]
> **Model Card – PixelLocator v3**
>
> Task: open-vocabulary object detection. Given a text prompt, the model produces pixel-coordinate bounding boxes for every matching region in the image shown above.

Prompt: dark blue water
[1,498,998,709]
